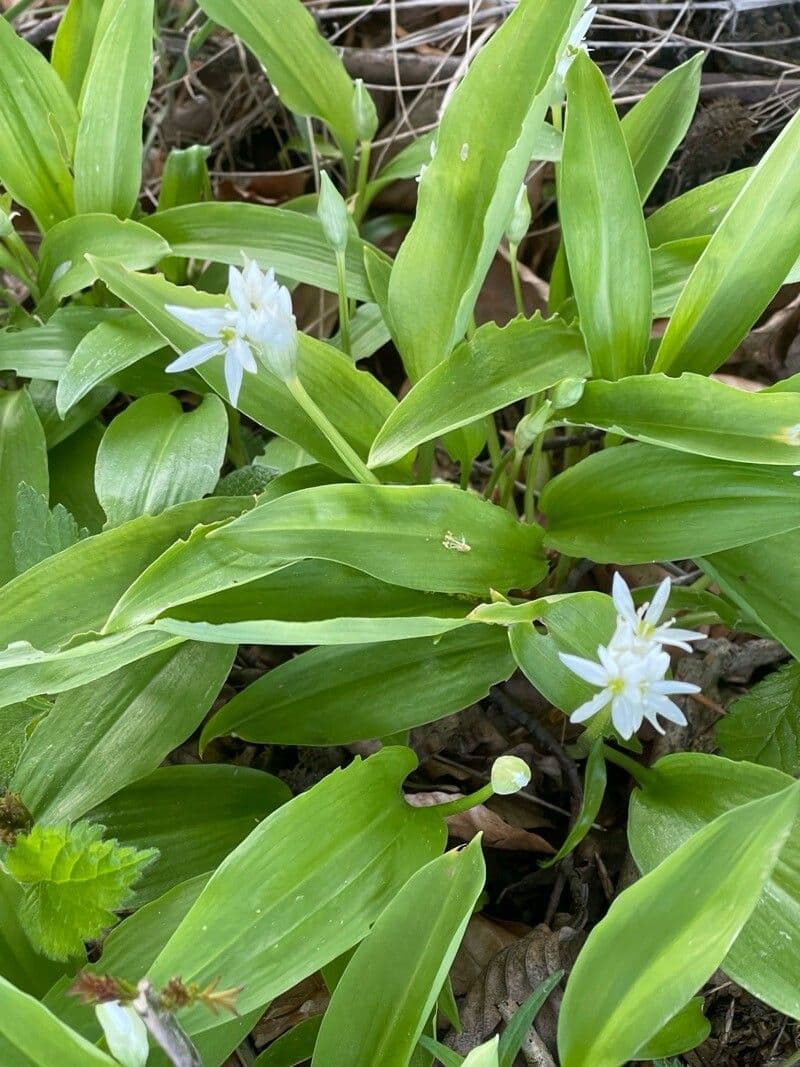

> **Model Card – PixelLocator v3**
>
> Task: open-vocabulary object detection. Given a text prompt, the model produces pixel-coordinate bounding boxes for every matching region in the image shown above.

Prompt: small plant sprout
[352,78,378,143]
[506,184,532,314]
[95,1001,149,1067]
[491,755,532,795]
[318,172,353,355]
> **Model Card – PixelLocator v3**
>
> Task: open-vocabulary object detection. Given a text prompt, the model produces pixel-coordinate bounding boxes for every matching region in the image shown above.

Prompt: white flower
[552,5,597,102]
[165,257,298,405]
[95,1001,149,1067]
[610,573,705,654]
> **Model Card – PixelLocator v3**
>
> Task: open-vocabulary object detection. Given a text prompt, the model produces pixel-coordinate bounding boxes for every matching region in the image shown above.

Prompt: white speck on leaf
[442,531,471,552]
[460,142,469,161]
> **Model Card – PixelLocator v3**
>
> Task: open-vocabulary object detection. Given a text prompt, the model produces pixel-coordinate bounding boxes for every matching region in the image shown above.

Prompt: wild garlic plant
[0,0,800,1065]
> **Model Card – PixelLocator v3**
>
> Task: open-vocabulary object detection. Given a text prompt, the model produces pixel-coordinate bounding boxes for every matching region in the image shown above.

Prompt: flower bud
[490,755,531,796]
[352,78,378,142]
[95,1001,149,1067]
[318,172,350,254]
[550,376,586,410]
[505,185,531,245]
[514,399,552,452]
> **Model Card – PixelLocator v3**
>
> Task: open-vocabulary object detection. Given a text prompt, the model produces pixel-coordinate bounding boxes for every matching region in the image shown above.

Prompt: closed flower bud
[352,78,378,142]
[318,172,350,254]
[505,185,531,245]
[95,1001,149,1067]
[491,755,531,795]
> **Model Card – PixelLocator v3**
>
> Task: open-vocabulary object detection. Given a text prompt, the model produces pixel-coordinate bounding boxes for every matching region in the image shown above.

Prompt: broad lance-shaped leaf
[0,307,129,382]
[104,484,548,631]
[95,393,228,526]
[560,52,652,380]
[540,444,800,563]
[653,105,800,376]
[144,202,381,301]
[645,168,752,247]
[312,839,486,1067]
[0,389,49,585]
[368,315,588,468]
[716,661,800,777]
[201,625,515,748]
[388,0,583,380]
[5,822,157,961]
[147,747,447,1030]
[561,373,800,465]
[0,975,116,1067]
[558,777,800,1066]
[628,753,800,1020]
[51,0,104,103]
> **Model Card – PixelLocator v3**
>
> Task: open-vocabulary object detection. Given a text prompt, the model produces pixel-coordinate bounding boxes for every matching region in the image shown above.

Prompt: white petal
[656,625,705,648]
[612,572,637,626]
[569,689,612,723]
[645,694,688,726]
[224,352,245,406]
[95,1002,149,1067]
[228,335,257,372]
[650,679,701,696]
[559,652,608,687]
[228,264,247,312]
[611,694,642,740]
[165,341,223,372]
[165,304,232,337]
[644,577,672,626]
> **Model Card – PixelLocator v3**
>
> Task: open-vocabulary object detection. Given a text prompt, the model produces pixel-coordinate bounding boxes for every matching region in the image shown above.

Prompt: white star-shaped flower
[611,573,705,654]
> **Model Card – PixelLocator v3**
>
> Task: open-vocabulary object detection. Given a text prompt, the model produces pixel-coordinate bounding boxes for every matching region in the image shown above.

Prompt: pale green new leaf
[51,0,104,103]
[653,106,800,375]
[558,780,799,1066]
[0,307,127,381]
[716,661,800,776]
[388,0,582,380]
[368,315,588,468]
[560,52,651,379]
[12,483,88,576]
[628,753,800,1018]
[645,168,752,247]
[562,373,800,464]
[634,999,710,1060]
[96,393,228,526]
[195,0,358,160]
[5,822,157,961]
[0,389,48,585]
[73,0,155,216]
[312,839,486,1067]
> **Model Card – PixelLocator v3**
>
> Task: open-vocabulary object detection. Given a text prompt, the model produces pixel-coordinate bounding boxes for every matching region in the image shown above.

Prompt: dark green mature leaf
[201,625,514,748]
[5,822,157,961]
[0,701,44,789]
[0,871,64,997]
[541,740,606,868]
[48,421,106,532]
[0,975,116,1066]
[628,753,800,1019]
[12,483,88,576]
[559,779,799,1066]
[147,748,447,1031]
[312,839,485,1067]
[144,203,380,301]
[368,315,588,468]
[89,765,291,903]
[388,0,582,380]
[716,662,800,775]
[196,0,358,160]
[11,643,234,822]
[653,106,800,376]
[562,373,800,464]
[253,1017,322,1067]
[73,0,154,217]
[0,17,77,230]
[0,389,48,585]
[560,52,651,379]
[541,444,800,562]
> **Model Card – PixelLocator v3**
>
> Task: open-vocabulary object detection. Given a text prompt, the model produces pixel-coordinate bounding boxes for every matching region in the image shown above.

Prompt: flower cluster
[559,574,704,740]
[165,257,297,405]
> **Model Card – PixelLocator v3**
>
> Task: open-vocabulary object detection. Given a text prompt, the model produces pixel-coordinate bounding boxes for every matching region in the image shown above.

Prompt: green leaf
[560,52,651,379]
[558,778,800,1066]
[716,662,800,775]
[253,1017,322,1067]
[0,701,44,789]
[12,483,88,576]
[201,625,514,748]
[368,315,588,468]
[628,752,800,1019]
[387,0,582,379]
[147,747,446,1031]
[562,372,800,464]
[0,870,65,997]
[88,765,291,903]
[51,0,104,103]
[47,420,106,532]
[541,740,606,868]
[144,202,380,301]
[634,998,710,1061]
[650,237,710,317]
[0,975,116,1066]
[106,484,547,631]
[56,315,166,415]
[463,1039,500,1066]
[541,444,800,563]
[11,642,234,822]
[653,106,800,375]
[5,822,157,961]
[0,389,48,585]
[0,307,127,381]
[158,146,212,211]
[95,393,228,526]
[73,0,154,217]
[645,168,752,247]
[312,839,485,1067]
[498,972,565,1067]
[29,378,114,450]
[0,17,77,230]
[620,54,703,203]
[38,215,170,314]
[195,0,358,158]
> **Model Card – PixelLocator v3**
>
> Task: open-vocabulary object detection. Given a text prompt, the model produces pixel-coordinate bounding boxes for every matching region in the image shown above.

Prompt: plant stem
[168,17,216,80]
[482,447,514,500]
[353,139,372,223]
[286,375,379,485]
[524,431,546,523]
[500,447,524,511]
[335,251,351,357]
[509,242,525,317]
[432,783,494,818]
[601,745,649,786]
[416,439,435,484]
[484,414,503,470]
